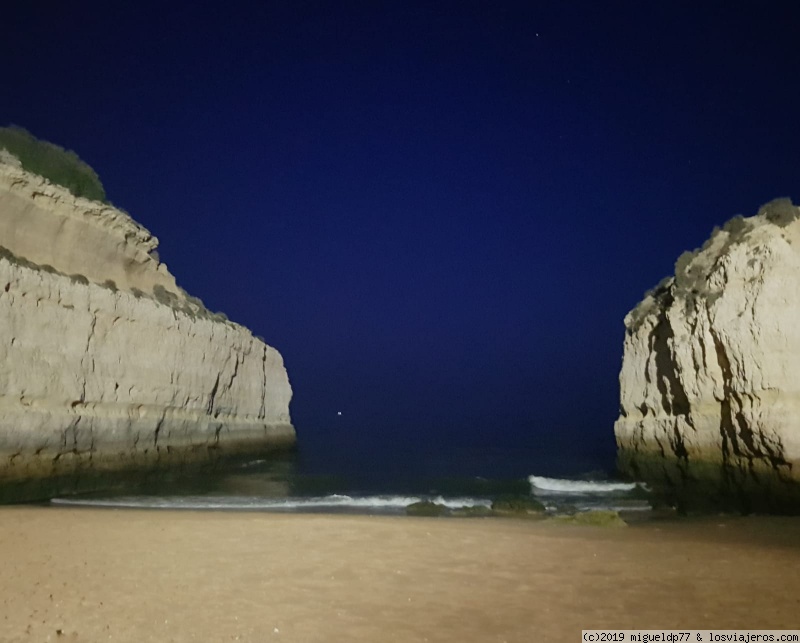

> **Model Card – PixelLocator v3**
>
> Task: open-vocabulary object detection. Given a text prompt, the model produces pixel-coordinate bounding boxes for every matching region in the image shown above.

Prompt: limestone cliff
[0,157,294,498]
[615,199,800,512]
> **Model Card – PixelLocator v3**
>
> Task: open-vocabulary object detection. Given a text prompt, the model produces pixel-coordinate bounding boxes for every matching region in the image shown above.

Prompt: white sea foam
[528,475,641,494]
[51,494,492,512]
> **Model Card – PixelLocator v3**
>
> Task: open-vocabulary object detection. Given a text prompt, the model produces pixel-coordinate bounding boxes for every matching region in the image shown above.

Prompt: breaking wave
[51,494,492,513]
[528,475,641,494]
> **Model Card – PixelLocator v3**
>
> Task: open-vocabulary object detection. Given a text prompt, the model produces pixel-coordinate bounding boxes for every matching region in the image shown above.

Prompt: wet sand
[1,508,799,642]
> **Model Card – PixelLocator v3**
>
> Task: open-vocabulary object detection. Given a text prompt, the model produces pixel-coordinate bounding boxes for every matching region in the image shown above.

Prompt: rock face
[0,159,294,499]
[615,199,800,513]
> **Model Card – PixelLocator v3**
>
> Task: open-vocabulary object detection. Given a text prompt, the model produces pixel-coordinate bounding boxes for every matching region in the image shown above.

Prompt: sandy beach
[1,508,799,643]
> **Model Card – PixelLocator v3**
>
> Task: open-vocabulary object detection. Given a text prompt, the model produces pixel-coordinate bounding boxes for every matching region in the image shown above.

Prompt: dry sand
[0,508,799,642]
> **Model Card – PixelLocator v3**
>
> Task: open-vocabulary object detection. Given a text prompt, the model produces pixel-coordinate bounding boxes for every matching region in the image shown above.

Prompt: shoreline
[1,508,799,642]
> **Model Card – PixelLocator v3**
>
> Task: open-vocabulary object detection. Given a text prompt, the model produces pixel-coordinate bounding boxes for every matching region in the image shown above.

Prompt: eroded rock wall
[615,199,800,512]
[0,159,295,497]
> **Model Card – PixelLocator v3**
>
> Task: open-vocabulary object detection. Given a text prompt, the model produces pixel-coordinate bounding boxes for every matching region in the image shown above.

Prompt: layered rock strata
[0,159,177,294]
[615,199,800,512]
[0,159,294,498]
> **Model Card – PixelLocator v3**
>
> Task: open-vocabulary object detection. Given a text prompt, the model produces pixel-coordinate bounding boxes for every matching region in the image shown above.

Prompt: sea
[49,438,653,516]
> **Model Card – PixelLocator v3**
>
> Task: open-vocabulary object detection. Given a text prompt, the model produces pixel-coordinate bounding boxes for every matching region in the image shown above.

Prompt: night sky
[3,2,800,478]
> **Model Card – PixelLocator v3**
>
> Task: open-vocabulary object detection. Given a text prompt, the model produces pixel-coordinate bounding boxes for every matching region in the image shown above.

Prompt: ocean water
[50,440,652,516]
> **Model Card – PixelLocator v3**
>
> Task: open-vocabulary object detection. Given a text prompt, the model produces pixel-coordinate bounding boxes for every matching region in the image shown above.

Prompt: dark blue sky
[3,2,800,476]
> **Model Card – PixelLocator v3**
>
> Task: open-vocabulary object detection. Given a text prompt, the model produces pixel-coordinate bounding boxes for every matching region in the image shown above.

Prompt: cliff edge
[615,199,800,512]
[0,142,294,499]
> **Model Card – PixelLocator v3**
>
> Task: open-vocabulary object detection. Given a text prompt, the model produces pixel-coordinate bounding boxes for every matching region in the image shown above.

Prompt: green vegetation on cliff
[0,126,107,203]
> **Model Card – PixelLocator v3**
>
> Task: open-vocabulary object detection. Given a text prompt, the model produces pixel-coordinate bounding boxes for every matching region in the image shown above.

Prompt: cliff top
[0,126,107,203]
[626,198,800,332]
[0,128,236,327]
